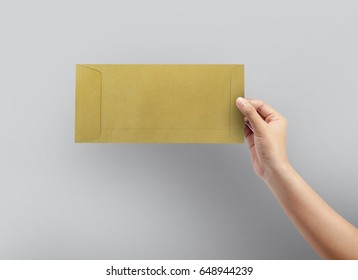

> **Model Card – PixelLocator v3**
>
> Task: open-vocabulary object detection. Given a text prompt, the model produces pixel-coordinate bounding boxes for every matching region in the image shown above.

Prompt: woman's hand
[236,97,290,181]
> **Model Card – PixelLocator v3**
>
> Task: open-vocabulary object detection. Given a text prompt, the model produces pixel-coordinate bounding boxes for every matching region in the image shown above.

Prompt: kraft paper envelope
[75,64,244,143]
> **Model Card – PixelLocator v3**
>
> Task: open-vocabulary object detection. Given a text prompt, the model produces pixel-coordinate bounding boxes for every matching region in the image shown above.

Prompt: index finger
[246,99,281,120]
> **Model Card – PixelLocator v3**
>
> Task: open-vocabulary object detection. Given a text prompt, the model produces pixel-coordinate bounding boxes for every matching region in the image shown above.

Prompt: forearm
[264,164,358,259]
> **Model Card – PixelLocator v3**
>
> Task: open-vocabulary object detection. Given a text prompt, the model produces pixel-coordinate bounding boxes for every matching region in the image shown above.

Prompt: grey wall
[1,0,357,259]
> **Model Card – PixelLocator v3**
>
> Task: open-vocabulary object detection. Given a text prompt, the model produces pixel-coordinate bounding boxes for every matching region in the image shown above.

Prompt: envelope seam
[229,66,233,139]
[78,65,102,141]
[102,128,228,131]
[229,65,244,141]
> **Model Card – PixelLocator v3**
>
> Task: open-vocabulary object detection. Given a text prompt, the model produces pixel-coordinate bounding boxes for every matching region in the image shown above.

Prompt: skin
[236,97,358,260]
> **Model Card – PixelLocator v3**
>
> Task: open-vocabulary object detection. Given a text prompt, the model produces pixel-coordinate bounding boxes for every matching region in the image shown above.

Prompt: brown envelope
[75,64,244,143]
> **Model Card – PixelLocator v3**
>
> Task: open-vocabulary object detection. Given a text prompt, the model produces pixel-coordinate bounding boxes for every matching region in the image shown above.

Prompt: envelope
[75,64,244,143]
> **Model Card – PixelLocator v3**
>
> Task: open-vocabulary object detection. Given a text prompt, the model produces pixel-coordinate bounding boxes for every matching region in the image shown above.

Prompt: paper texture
[75,64,244,143]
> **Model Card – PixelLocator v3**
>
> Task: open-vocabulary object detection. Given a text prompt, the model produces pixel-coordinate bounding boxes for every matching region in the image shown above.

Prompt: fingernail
[236,97,247,106]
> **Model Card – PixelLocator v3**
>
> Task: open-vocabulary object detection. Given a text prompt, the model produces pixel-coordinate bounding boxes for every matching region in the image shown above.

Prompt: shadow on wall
[63,143,317,259]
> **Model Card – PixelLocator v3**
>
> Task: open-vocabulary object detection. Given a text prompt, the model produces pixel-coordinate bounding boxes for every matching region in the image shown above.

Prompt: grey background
[0,0,357,259]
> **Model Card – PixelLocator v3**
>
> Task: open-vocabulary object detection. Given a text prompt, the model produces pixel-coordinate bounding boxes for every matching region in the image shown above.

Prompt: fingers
[236,97,266,135]
[244,126,258,167]
[244,125,253,138]
[246,99,281,122]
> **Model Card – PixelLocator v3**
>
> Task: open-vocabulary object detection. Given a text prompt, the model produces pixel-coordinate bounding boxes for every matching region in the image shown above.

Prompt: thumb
[236,97,266,135]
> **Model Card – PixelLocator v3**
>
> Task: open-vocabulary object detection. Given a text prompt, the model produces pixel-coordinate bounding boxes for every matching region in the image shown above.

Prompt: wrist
[262,161,295,187]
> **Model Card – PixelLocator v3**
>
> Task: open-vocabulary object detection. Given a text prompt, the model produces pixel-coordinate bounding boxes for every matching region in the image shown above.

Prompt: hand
[236,97,358,259]
[236,97,290,181]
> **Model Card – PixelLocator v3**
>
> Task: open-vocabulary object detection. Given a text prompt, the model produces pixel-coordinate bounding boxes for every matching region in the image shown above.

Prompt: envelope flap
[75,65,102,142]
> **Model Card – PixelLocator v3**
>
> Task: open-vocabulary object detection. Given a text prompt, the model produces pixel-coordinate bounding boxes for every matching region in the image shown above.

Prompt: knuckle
[245,105,256,115]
